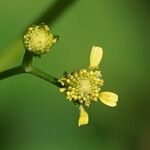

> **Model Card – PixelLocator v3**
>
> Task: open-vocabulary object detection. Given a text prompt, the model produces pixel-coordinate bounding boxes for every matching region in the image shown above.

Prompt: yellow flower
[59,46,118,126]
[23,24,57,55]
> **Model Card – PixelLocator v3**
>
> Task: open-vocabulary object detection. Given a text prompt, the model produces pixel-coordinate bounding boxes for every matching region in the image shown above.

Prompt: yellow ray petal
[78,105,89,127]
[90,46,103,68]
[99,91,118,107]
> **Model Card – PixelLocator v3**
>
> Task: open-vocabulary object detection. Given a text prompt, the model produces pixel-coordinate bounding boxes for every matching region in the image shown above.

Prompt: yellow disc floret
[23,24,57,55]
[59,69,104,106]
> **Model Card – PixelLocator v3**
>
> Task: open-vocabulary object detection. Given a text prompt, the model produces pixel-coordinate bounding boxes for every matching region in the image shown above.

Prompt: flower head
[59,46,118,127]
[23,24,57,55]
[59,69,104,106]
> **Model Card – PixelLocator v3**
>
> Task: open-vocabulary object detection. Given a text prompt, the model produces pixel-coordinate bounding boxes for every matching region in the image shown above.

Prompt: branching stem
[0,51,62,88]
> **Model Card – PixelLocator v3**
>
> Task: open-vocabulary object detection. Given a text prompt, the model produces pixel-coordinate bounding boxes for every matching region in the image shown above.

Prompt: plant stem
[0,51,33,81]
[28,67,62,88]
[0,66,24,80]
[0,51,62,88]
[22,51,33,67]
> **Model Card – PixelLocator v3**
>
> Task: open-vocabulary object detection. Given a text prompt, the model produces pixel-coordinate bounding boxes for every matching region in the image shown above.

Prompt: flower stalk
[22,51,33,68]
[0,66,24,80]
[28,67,62,87]
[0,50,61,87]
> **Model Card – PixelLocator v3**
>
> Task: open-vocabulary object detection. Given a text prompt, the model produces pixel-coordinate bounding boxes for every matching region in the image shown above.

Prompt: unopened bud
[23,24,57,55]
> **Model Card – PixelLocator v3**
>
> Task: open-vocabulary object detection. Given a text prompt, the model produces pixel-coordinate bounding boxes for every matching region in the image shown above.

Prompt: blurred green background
[0,0,150,150]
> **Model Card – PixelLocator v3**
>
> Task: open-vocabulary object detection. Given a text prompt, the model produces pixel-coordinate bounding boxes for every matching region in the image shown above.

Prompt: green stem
[0,51,62,88]
[0,51,33,81]
[22,51,33,67]
[28,67,62,87]
[0,66,24,80]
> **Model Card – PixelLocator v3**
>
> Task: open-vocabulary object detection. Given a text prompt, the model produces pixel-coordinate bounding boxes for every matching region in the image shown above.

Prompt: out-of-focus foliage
[0,0,150,150]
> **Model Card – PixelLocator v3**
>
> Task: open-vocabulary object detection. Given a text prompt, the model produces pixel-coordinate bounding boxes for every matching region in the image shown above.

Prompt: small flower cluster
[23,24,57,55]
[59,46,118,127]
[59,69,104,106]
[23,24,118,127]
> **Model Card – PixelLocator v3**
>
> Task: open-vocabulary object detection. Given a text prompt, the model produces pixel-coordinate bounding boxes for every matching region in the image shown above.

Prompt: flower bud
[23,24,57,55]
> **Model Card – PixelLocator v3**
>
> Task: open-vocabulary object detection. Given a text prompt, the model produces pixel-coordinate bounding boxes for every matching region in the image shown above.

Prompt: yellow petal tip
[99,91,118,107]
[90,46,103,68]
[78,106,89,127]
